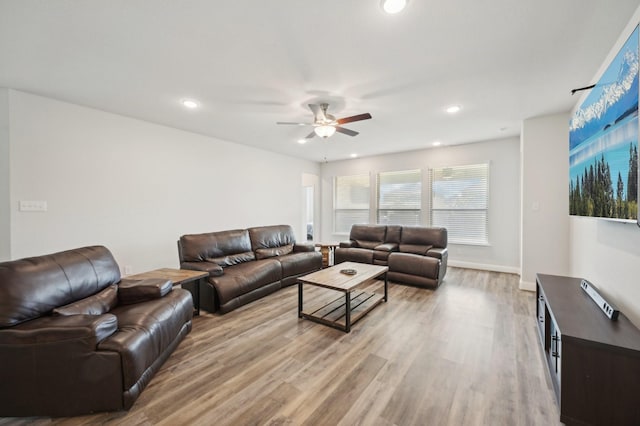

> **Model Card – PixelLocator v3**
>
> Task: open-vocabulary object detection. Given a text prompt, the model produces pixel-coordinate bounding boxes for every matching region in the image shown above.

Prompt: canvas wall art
[569,26,639,221]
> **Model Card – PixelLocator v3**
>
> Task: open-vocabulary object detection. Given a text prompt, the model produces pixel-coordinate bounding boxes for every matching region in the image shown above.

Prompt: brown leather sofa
[335,224,448,288]
[0,246,193,417]
[178,224,322,314]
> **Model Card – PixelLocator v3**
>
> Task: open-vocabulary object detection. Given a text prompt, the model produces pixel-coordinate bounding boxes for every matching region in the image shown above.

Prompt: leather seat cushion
[210,259,282,305]
[388,252,439,278]
[278,252,321,277]
[98,289,193,389]
[399,244,433,255]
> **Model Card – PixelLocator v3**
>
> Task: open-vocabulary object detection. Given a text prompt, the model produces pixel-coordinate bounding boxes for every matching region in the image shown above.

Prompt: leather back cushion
[350,224,387,249]
[249,225,296,252]
[0,246,121,327]
[179,229,252,262]
[400,226,448,248]
[385,225,402,244]
[206,251,256,267]
[255,244,294,260]
[53,284,118,316]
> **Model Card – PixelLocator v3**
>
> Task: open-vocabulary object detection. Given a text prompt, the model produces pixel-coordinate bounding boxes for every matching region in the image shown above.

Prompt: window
[377,169,421,225]
[334,174,370,233]
[430,163,489,245]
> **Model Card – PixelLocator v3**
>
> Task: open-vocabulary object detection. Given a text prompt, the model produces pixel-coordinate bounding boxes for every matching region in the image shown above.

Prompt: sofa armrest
[180,261,224,277]
[426,247,448,260]
[339,240,356,248]
[293,243,315,253]
[0,314,118,346]
[374,243,398,252]
[118,278,172,305]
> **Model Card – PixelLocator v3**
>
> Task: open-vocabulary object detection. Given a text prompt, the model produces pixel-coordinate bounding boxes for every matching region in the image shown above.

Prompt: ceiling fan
[277,103,372,139]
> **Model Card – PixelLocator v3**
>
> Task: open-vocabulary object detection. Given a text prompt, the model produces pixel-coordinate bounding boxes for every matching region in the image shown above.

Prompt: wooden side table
[125,268,209,316]
[314,242,339,268]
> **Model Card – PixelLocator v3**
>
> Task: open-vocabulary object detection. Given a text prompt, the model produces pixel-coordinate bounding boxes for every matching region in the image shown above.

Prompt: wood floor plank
[1,267,561,425]
[302,353,387,425]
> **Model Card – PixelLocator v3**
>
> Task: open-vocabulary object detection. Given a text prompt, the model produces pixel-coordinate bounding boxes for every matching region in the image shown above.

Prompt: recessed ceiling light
[350,153,358,158]
[181,99,199,109]
[446,105,461,114]
[297,139,307,144]
[382,0,408,14]
[433,141,442,146]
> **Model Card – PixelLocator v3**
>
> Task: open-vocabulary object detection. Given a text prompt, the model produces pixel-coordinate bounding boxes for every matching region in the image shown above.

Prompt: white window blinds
[334,174,370,233]
[430,163,489,245]
[377,169,421,225]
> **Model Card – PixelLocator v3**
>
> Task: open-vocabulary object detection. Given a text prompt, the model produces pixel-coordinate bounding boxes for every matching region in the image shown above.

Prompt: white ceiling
[1,0,639,162]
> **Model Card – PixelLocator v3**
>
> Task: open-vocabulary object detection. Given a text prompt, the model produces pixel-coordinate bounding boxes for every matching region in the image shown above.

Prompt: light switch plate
[19,200,48,212]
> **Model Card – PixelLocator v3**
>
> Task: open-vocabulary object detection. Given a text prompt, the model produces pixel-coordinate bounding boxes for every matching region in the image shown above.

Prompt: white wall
[0,88,9,261]
[569,7,640,328]
[320,137,521,273]
[520,113,571,290]
[7,90,319,273]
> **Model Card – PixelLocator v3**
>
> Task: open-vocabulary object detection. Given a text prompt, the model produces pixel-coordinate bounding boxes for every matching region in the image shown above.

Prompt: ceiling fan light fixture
[314,125,336,138]
[382,0,407,14]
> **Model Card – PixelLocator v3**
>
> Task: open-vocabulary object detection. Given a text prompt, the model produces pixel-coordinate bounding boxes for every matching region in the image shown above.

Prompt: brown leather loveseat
[335,224,448,288]
[0,246,193,417]
[178,224,322,314]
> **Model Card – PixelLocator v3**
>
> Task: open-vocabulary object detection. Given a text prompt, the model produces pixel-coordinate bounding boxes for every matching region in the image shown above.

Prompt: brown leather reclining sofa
[0,246,193,417]
[335,224,448,288]
[178,224,322,314]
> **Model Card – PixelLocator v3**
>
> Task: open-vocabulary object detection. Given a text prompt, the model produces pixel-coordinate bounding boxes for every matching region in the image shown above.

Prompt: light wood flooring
[1,267,561,425]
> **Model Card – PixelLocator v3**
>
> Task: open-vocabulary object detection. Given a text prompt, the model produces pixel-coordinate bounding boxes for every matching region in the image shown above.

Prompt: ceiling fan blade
[335,126,359,137]
[336,113,372,125]
[308,104,326,122]
[276,121,310,125]
[305,131,317,139]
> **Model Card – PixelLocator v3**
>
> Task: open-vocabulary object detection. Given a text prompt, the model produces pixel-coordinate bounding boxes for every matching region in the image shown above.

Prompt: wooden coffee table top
[298,262,388,292]
[125,267,208,285]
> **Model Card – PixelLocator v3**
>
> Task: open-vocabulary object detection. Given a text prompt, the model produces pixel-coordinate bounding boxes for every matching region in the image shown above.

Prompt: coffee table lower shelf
[300,290,384,332]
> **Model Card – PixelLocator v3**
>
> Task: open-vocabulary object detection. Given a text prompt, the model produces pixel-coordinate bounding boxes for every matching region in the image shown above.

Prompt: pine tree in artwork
[617,172,624,218]
[628,143,638,203]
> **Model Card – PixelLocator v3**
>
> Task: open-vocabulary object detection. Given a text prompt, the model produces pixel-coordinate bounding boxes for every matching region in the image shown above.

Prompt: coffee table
[297,261,388,332]
[125,268,209,316]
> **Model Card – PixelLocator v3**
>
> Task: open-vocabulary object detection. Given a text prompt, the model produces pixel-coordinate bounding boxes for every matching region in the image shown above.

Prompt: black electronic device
[580,279,620,320]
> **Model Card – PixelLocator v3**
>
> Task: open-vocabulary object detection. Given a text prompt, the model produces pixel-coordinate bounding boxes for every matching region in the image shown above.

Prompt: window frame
[429,163,490,246]
[376,169,422,226]
[333,173,371,235]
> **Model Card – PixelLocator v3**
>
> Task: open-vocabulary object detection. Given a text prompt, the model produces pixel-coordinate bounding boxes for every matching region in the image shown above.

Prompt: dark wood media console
[536,274,640,425]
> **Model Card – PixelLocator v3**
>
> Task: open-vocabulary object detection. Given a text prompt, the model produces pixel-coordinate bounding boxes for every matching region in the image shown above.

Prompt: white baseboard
[448,260,520,275]
[519,280,536,292]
